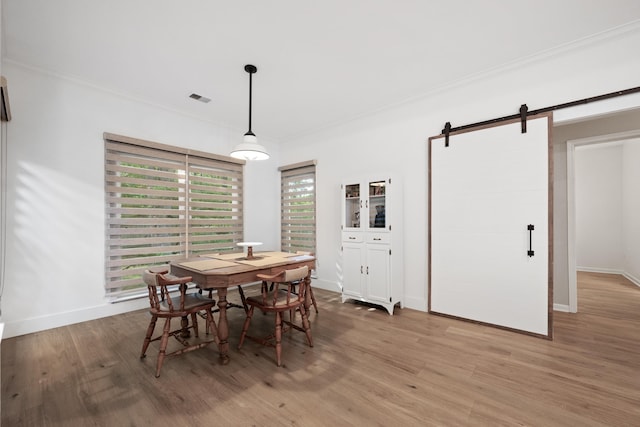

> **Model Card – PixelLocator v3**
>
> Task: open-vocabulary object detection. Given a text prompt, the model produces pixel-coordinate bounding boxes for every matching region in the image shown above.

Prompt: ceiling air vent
[189,93,211,103]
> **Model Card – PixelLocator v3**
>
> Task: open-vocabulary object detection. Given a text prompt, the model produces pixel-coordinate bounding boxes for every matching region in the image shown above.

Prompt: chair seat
[158,293,215,312]
[245,290,302,311]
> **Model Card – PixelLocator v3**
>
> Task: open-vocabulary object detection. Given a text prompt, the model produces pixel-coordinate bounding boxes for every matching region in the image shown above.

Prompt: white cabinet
[341,242,365,297]
[340,177,402,315]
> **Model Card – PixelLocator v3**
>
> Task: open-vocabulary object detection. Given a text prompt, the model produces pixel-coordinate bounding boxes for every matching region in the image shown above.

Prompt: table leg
[216,287,230,365]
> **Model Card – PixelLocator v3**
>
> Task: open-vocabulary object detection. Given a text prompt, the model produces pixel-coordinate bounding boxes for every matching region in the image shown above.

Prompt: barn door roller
[519,104,528,133]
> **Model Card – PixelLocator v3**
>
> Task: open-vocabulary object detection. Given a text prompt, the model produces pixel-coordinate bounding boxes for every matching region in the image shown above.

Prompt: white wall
[0,62,280,337]
[622,141,640,283]
[574,145,623,271]
[574,140,640,284]
[3,23,640,338]
[280,25,640,312]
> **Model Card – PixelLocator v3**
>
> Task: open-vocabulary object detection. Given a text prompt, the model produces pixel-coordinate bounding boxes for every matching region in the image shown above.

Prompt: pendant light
[230,64,270,161]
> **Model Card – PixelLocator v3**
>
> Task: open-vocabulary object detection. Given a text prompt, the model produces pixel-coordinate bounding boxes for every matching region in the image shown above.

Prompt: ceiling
[3,0,640,142]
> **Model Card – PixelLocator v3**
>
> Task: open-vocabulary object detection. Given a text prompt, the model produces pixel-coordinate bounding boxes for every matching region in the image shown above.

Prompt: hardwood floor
[2,272,639,426]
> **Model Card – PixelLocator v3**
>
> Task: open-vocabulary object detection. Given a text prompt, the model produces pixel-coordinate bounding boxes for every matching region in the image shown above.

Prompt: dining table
[170,251,316,365]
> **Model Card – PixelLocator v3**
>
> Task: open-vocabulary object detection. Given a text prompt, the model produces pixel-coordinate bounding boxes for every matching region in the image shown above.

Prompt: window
[279,160,316,254]
[105,133,244,300]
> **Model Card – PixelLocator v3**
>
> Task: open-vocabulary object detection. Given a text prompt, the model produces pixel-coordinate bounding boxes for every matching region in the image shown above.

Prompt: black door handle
[527,224,535,257]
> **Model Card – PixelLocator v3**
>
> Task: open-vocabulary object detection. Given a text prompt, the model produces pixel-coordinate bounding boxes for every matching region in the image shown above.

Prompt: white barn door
[429,114,552,337]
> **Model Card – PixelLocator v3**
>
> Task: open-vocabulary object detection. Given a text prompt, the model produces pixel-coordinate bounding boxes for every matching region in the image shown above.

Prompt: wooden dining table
[170,252,316,365]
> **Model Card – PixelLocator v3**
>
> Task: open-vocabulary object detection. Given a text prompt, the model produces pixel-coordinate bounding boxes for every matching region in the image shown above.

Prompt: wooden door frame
[555,90,640,313]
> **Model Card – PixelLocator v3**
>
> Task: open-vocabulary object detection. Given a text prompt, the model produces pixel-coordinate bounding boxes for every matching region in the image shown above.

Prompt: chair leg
[293,282,318,315]
[140,315,158,358]
[156,318,172,378]
[237,285,248,313]
[275,311,283,367]
[300,305,313,347]
[238,306,255,349]
[191,312,199,338]
[309,286,319,314]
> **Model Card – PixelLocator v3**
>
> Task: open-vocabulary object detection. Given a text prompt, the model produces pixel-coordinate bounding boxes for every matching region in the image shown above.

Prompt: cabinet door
[365,244,390,304]
[343,182,362,230]
[367,179,387,230]
[342,243,364,298]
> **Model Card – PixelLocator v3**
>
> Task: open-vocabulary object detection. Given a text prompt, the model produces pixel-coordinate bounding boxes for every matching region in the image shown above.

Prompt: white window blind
[279,160,316,254]
[105,134,244,299]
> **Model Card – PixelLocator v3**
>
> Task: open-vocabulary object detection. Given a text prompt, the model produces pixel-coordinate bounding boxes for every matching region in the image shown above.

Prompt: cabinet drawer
[342,232,363,243]
[367,233,390,244]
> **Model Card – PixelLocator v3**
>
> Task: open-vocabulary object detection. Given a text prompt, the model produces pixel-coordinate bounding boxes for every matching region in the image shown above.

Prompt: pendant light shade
[230,64,270,161]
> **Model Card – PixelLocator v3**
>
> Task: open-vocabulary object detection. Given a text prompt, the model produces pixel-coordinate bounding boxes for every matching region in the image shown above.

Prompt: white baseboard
[7,275,583,338]
[576,266,624,274]
[2,298,148,339]
[577,267,640,288]
[311,278,341,293]
[623,272,640,287]
[5,281,343,339]
[403,295,427,312]
[312,280,428,312]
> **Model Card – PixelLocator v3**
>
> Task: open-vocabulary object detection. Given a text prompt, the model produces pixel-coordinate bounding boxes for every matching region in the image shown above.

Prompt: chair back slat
[283,266,309,283]
[260,266,308,307]
[142,269,179,312]
[143,270,162,310]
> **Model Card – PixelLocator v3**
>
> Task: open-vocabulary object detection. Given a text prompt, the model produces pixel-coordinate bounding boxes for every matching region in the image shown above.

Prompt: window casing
[279,161,316,254]
[105,133,244,299]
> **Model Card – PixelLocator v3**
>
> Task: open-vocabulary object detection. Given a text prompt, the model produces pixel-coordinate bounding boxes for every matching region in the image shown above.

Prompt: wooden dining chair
[238,265,313,367]
[140,268,219,377]
[266,251,318,314]
[295,251,318,314]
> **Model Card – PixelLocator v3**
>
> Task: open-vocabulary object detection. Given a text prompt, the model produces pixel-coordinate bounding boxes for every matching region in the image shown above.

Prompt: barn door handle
[527,224,535,257]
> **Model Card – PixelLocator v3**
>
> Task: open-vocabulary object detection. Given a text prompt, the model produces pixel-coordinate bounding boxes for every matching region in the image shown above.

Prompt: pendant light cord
[248,70,253,134]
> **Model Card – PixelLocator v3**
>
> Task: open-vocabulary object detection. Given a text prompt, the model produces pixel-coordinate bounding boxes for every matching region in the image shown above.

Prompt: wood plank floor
[2,271,639,426]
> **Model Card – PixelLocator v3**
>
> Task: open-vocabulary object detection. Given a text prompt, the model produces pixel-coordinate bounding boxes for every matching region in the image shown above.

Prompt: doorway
[552,91,640,314]
[566,129,640,312]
